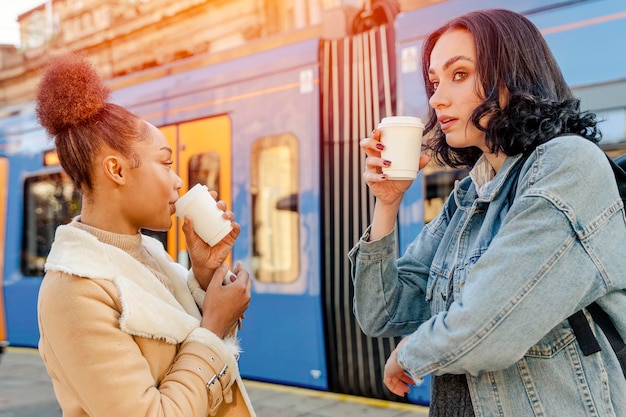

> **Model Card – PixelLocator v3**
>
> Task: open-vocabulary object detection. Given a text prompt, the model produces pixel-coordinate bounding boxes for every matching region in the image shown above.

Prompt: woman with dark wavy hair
[36,53,255,417]
[350,8,626,417]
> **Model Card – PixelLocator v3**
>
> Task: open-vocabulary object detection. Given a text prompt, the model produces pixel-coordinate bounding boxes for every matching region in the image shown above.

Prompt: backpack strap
[567,310,601,356]
[570,303,626,378]
[587,302,626,378]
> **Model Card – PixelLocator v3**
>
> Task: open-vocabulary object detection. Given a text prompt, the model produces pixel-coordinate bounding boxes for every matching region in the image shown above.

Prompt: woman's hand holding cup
[200,262,251,339]
[360,127,430,207]
[179,187,241,290]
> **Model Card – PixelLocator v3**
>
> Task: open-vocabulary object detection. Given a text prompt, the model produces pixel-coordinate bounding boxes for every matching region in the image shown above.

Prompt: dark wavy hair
[36,53,147,192]
[421,9,601,168]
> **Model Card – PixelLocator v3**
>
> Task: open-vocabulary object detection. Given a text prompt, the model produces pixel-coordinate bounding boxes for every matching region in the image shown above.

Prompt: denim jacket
[348,135,626,417]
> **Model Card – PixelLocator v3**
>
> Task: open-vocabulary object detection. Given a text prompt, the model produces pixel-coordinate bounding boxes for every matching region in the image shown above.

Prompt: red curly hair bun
[36,53,110,136]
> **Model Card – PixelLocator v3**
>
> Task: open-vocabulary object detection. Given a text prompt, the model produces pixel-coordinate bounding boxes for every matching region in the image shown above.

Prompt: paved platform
[0,348,429,417]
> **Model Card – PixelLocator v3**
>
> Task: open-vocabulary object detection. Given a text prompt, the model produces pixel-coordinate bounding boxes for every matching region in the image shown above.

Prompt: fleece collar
[45,224,202,345]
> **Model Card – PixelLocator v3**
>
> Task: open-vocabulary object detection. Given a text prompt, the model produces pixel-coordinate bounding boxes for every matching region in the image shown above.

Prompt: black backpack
[511,152,626,378]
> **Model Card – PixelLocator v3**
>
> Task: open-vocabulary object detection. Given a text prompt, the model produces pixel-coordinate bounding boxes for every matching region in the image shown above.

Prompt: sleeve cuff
[187,270,206,307]
[347,225,397,261]
[185,327,242,363]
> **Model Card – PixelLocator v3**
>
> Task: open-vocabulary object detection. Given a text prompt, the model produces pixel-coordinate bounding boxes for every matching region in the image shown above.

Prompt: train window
[250,134,299,283]
[189,151,221,192]
[423,166,469,223]
[22,172,81,277]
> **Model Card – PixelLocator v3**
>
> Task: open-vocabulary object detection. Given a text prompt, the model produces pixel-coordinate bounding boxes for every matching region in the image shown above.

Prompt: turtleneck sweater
[71,220,174,294]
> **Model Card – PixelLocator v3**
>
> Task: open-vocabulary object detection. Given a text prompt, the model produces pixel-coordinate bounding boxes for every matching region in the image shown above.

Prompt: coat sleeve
[348,189,458,338]
[37,272,252,417]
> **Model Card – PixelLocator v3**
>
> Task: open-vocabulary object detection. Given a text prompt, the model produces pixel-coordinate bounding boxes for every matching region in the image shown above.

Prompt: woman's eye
[430,80,439,90]
[164,160,173,167]
[453,71,468,81]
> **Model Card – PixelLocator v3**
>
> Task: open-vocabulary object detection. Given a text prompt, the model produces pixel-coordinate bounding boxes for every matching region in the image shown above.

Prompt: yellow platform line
[243,379,430,412]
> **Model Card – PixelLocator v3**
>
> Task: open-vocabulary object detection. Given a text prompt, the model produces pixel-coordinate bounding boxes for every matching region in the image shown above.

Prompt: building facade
[0,0,369,106]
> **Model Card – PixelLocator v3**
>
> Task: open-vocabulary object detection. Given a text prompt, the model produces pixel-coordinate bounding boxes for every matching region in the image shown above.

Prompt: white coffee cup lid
[175,183,208,217]
[378,116,424,128]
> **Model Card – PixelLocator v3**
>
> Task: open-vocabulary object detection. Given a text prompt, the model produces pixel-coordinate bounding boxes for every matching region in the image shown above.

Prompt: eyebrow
[160,146,173,154]
[429,55,474,75]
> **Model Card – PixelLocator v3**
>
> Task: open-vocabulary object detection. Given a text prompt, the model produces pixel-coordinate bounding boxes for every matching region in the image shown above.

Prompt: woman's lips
[439,116,457,132]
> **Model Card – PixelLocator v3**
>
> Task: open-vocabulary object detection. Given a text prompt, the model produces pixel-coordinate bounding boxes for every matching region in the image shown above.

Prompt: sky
[0,1,47,46]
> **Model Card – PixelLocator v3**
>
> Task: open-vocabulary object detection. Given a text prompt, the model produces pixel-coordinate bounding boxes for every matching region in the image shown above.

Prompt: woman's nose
[175,174,183,190]
[428,85,450,109]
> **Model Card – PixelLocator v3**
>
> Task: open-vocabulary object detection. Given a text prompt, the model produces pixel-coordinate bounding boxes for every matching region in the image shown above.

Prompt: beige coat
[38,224,255,417]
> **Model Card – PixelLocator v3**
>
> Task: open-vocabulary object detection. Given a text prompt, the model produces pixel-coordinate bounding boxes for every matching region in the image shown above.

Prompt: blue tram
[1,0,625,406]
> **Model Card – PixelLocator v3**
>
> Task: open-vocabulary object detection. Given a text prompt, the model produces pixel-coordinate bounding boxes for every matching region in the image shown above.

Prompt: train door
[207,39,329,392]
[159,116,232,266]
[240,129,327,389]
[0,157,7,352]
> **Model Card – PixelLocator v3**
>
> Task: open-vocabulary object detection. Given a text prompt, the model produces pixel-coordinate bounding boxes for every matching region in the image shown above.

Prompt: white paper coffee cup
[174,184,233,246]
[378,116,425,180]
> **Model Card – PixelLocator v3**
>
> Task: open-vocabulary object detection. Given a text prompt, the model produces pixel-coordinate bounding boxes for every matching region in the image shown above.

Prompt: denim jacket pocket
[425,267,445,303]
[452,249,485,300]
[425,274,438,302]
[426,264,453,314]
[524,321,576,358]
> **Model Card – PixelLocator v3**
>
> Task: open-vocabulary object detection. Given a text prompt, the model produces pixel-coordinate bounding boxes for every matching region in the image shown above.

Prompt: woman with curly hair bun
[36,53,255,417]
[351,9,626,417]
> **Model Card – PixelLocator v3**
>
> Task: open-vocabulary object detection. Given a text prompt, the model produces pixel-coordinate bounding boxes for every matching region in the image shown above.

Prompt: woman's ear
[102,155,126,185]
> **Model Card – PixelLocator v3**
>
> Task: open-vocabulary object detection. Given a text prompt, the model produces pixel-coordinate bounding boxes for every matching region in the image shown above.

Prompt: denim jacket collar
[454,152,526,208]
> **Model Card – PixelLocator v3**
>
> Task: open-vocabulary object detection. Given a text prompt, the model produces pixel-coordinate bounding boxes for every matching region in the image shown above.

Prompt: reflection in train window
[423,166,469,223]
[250,134,299,283]
[22,172,81,277]
[189,151,221,193]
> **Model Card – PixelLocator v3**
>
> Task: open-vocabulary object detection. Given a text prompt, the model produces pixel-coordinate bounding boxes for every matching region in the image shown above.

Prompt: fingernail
[381,174,387,179]
[376,143,384,150]
[383,160,391,166]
